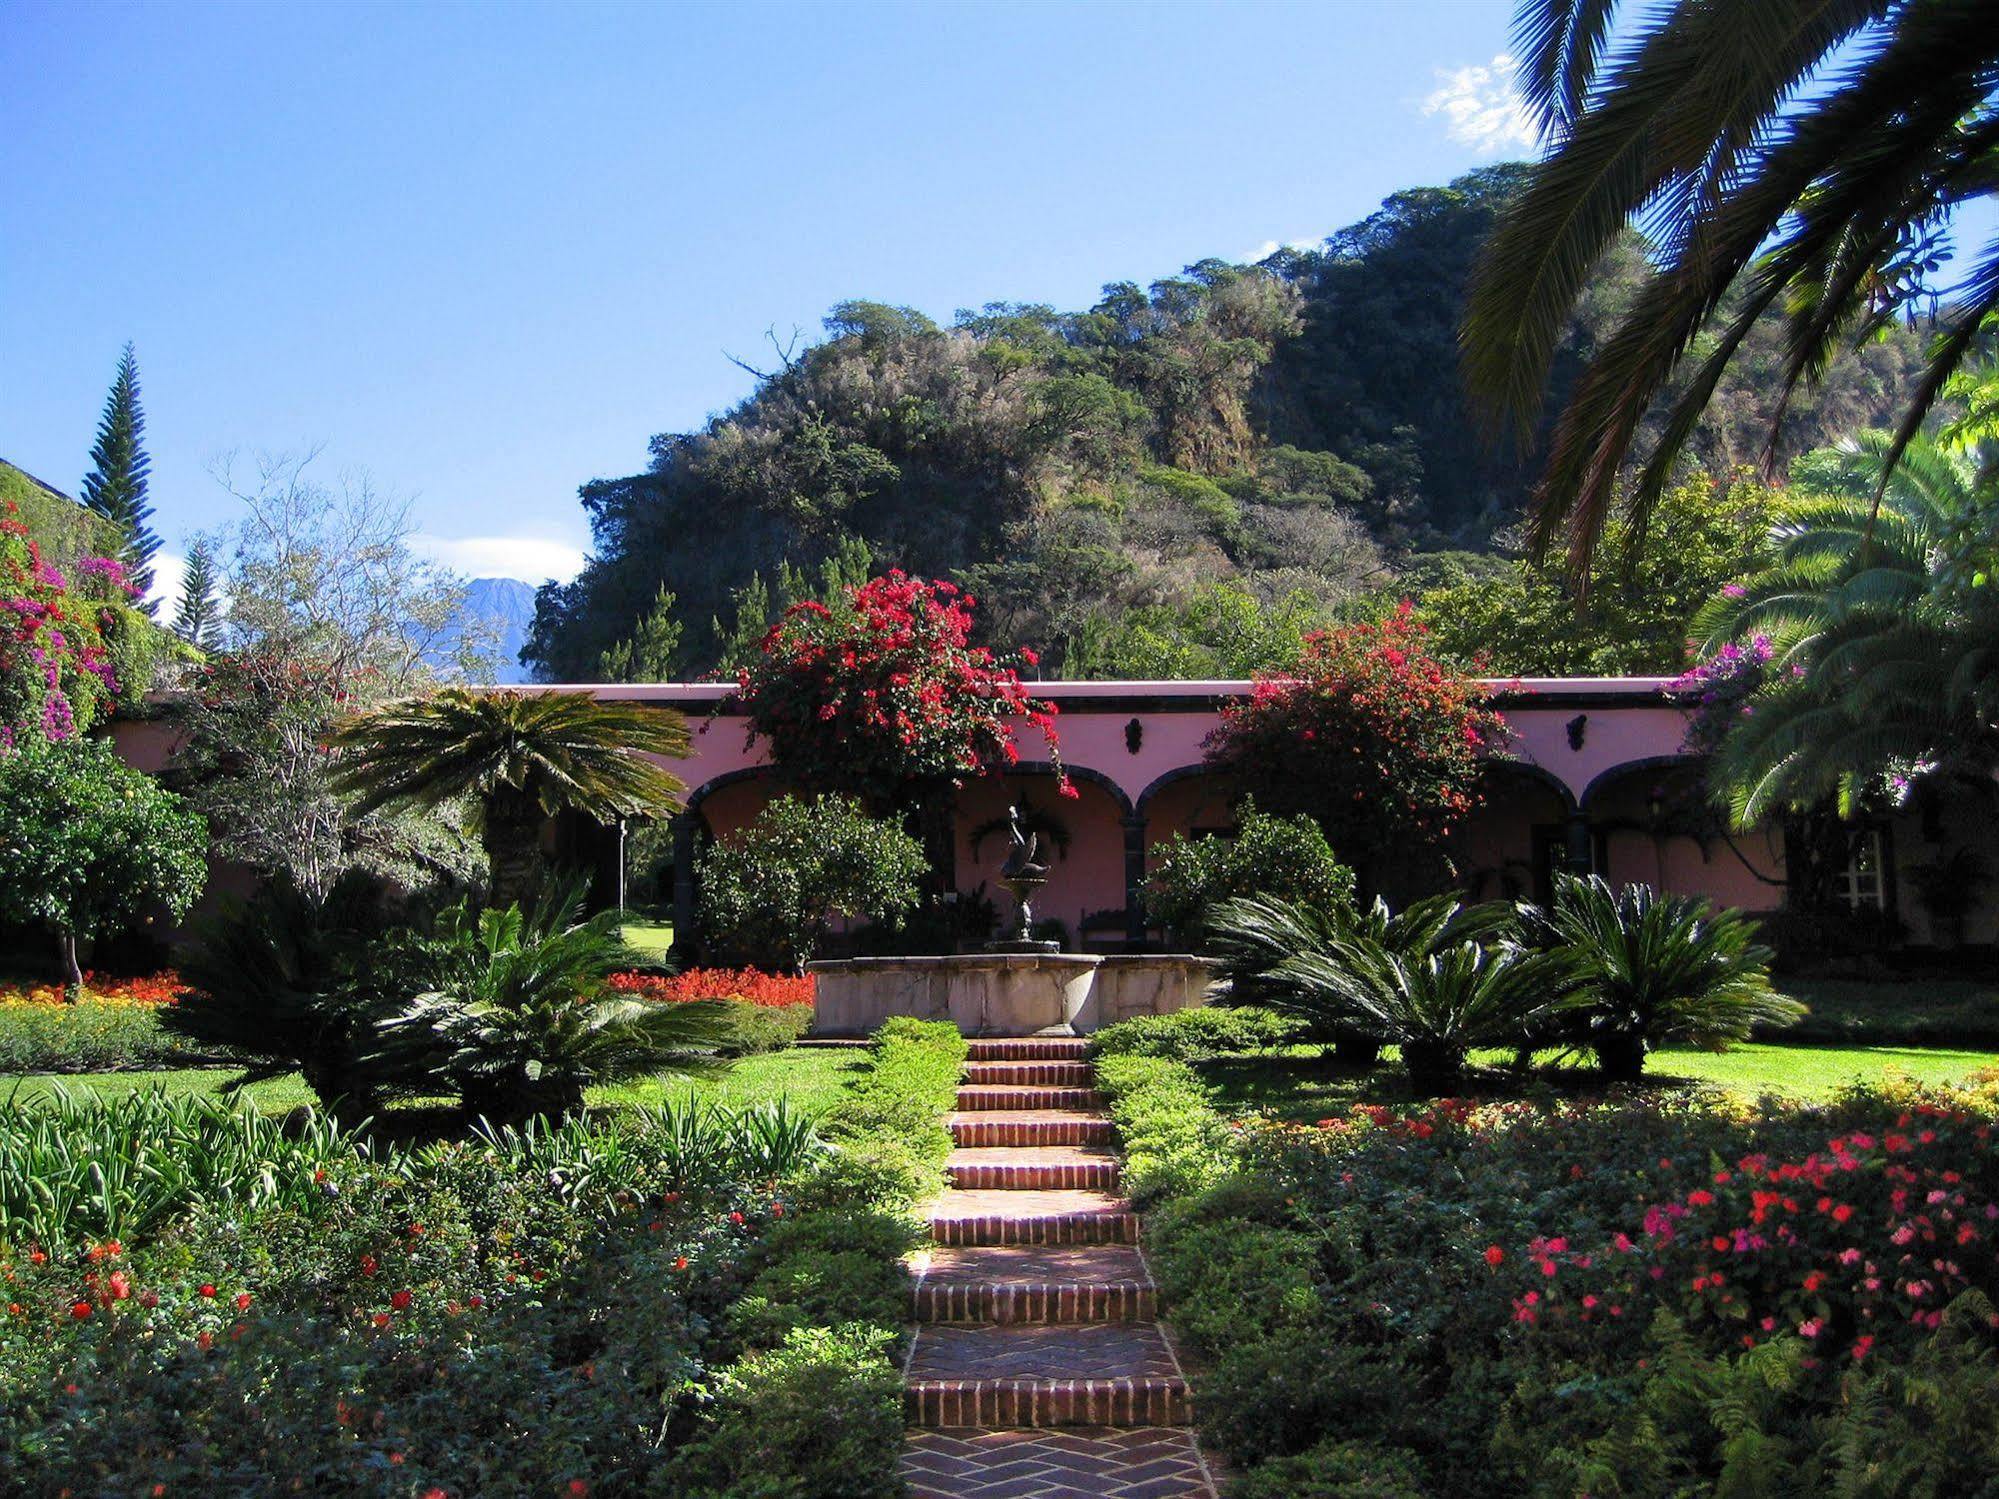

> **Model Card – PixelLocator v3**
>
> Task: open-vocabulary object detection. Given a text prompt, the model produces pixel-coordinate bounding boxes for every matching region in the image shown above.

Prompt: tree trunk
[484,789,548,909]
[1401,1040,1465,1098]
[1332,1033,1382,1068]
[59,930,84,1003]
[1593,1032,1649,1082]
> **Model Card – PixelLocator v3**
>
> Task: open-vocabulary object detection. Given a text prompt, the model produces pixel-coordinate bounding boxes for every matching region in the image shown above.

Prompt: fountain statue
[989,803,1060,953]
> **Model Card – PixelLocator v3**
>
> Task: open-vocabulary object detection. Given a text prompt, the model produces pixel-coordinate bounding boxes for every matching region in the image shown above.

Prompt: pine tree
[173,539,223,651]
[598,585,683,681]
[80,343,161,601]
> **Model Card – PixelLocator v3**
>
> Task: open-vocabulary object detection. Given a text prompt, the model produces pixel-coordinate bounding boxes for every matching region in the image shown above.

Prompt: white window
[1834,829,1887,912]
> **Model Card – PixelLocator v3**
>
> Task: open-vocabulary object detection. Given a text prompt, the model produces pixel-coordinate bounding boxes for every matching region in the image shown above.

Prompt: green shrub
[1090,1006,1305,1062]
[1150,1219,1320,1354]
[1092,1052,1232,1205]
[675,1323,905,1499]
[723,1000,814,1054]
[1229,1439,1429,1499]
[0,1001,211,1073]
[730,1247,908,1349]
[698,793,927,969]
[1145,798,1355,948]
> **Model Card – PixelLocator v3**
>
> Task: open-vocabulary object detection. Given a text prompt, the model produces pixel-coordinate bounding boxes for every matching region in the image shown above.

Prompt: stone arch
[1452,758,1584,904]
[1008,759,1135,821]
[1135,764,1218,820]
[1580,755,1699,814]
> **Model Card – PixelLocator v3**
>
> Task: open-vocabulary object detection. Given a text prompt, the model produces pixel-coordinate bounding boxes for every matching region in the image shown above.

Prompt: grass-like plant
[1538,874,1803,1080]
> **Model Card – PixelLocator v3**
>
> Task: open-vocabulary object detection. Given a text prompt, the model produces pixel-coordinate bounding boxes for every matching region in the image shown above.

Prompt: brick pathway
[899,1036,1222,1498]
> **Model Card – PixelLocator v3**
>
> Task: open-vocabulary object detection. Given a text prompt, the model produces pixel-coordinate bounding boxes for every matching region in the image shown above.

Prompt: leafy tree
[1203,605,1503,894]
[332,688,690,906]
[1145,798,1356,947]
[172,538,223,651]
[1418,470,1779,674]
[0,738,206,996]
[1094,581,1330,680]
[79,343,161,600]
[166,452,484,900]
[1533,874,1800,1080]
[697,794,928,970]
[1464,0,1999,566]
[597,583,683,681]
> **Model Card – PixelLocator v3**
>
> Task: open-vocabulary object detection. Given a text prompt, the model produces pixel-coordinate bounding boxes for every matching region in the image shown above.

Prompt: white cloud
[1241,236,1323,264]
[146,551,185,613]
[414,534,587,586]
[1423,52,1540,154]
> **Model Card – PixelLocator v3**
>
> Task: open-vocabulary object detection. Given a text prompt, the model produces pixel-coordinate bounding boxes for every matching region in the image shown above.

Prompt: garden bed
[0,1017,966,1495]
[1090,1012,1999,1494]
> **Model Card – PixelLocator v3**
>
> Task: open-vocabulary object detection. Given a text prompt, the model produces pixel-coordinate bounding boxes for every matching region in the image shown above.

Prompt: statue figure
[989,801,1057,952]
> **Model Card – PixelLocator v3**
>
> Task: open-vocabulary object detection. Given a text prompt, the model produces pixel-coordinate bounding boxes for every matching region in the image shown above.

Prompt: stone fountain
[807,802,1215,1037]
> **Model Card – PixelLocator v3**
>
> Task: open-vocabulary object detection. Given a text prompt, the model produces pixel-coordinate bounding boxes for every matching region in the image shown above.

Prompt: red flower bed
[0,970,185,1009]
[608,968,816,1009]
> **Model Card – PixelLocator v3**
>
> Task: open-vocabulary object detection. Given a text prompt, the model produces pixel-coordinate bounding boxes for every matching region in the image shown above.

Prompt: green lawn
[1,1045,863,1118]
[620,919,675,960]
[1197,1040,1999,1123]
[1773,976,1999,1048]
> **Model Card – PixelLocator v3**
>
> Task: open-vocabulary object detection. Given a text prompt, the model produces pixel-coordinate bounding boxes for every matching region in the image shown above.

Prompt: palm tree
[1539,875,1801,1079]
[1463,0,1999,570]
[331,689,690,906]
[1693,430,1999,822]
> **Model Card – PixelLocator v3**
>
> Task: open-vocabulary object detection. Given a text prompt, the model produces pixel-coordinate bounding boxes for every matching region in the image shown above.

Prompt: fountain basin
[806,952,1216,1037]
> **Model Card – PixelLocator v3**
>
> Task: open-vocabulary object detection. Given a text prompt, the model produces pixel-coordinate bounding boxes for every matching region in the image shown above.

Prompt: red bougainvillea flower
[390,1290,412,1311]
[734,570,1067,804]
[1484,1245,1506,1268]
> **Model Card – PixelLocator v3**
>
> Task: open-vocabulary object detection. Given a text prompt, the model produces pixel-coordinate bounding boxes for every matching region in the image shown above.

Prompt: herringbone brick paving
[900,1033,1220,1497]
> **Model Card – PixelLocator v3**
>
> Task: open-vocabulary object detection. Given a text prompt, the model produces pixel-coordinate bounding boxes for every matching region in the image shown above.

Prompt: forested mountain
[524,165,1923,683]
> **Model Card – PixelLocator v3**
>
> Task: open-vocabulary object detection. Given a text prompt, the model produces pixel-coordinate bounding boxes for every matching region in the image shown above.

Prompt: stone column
[1122,813,1148,949]
[1564,810,1595,875]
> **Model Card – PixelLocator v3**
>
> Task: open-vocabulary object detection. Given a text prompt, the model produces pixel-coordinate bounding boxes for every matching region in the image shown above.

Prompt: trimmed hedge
[1089,1006,1305,1062]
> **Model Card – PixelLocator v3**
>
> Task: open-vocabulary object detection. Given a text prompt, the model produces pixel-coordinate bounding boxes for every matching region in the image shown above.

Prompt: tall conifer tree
[173,539,223,650]
[80,343,160,601]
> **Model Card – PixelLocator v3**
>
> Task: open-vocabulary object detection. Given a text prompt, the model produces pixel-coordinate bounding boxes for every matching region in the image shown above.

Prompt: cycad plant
[387,888,738,1123]
[1463,0,1999,568]
[1540,875,1802,1080]
[1209,892,1560,1093]
[331,689,690,906]
[164,873,427,1117]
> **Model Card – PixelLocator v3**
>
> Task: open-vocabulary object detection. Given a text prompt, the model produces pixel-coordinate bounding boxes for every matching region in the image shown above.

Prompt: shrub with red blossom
[1202,603,1503,886]
[733,571,1067,805]
[609,968,817,1009]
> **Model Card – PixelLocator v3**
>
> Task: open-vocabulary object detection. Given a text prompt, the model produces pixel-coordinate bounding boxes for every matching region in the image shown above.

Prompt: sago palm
[1463,0,1999,569]
[332,688,690,906]
[387,888,737,1124]
[1540,875,1801,1079]
[1209,892,1555,1091]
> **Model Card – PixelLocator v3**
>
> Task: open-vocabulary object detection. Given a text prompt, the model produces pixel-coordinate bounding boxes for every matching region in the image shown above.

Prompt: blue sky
[2,0,1548,592]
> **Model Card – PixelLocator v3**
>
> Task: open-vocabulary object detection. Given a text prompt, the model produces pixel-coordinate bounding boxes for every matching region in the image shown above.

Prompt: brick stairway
[899,1036,1222,1499]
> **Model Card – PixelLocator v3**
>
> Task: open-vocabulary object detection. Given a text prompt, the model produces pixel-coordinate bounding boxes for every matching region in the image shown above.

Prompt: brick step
[949,1111,1115,1148]
[966,1036,1089,1062]
[904,1375,1190,1429]
[912,1244,1156,1325]
[947,1146,1119,1191]
[963,1059,1096,1088]
[904,1323,1190,1428]
[956,1085,1105,1112]
[930,1188,1138,1247]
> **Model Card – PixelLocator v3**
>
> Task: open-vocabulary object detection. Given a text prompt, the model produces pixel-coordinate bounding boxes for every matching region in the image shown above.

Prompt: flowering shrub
[610,967,818,1008]
[1113,1065,1999,1494]
[733,571,1067,803]
[0,500,154,748]
[1203,603,1503,884]
[1668,631,1777,758]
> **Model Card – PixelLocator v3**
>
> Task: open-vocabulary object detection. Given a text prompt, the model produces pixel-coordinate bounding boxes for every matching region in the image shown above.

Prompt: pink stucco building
[556,677,1982,956]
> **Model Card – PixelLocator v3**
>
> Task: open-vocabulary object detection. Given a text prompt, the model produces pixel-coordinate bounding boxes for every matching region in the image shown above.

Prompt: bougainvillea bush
[0,1018,971,1496]
[1203,603,1503,890]
[733,571,1067,804]
[1131,1076,1999,1495]
[0,499,157,748]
